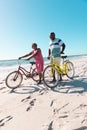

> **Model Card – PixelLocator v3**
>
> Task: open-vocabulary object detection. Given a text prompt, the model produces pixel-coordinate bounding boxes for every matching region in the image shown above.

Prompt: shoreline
[0,54,87,68]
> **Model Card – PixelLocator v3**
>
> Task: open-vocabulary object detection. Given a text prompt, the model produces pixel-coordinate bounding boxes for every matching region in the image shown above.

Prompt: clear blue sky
[0,0,87,60]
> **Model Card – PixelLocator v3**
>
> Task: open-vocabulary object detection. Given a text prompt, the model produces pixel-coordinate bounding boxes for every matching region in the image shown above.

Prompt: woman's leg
[36,62,44,84]
[37,73,43,84]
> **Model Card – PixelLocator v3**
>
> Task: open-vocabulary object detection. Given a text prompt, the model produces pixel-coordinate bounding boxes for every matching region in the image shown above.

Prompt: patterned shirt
[49,38,64,58]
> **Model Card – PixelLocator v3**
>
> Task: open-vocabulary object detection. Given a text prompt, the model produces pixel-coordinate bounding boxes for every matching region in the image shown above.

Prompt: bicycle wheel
[32,69,39,82]
[43,65,59,88]
[6,71,23,89]
[65,61,75,79]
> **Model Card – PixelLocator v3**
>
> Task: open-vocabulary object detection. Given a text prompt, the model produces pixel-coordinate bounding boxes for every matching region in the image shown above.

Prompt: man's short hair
[50,32,55,36]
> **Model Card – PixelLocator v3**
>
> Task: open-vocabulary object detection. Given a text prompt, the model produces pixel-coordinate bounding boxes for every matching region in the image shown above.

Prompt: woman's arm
[19,51,32,59]
[30,48,41,58]
[26,48,41,60]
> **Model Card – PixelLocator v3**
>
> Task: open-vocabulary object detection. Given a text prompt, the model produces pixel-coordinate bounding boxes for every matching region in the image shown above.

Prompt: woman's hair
[32,43,37,47]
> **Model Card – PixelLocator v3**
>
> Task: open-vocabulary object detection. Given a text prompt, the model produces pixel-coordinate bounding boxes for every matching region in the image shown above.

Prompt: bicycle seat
[30,62,36,65]
[61,56,67,59]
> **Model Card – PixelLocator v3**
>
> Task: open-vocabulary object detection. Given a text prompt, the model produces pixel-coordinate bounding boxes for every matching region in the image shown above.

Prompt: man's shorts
[51,57,61,66]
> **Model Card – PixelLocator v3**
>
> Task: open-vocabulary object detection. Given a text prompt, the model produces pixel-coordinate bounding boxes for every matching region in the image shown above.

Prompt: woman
[19,43,44,84]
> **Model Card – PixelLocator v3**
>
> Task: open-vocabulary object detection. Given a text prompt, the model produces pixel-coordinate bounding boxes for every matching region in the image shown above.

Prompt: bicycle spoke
[65,61,75,79]
[6,71,23,89]
[43,65,59,88]
[32,69,39,82]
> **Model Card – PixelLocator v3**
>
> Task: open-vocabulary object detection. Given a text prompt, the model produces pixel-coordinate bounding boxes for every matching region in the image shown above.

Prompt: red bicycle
[6,60,39,89]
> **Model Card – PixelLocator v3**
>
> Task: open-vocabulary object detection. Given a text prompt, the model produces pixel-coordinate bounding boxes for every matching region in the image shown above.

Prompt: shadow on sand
[52,77,87,94]
[8,77,87,95]
[10,85,40,94]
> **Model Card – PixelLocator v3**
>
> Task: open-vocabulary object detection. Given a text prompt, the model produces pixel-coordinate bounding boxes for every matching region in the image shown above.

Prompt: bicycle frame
[51,59,67,75]
[5,60,39,89]
[17,66,30,77]
[17,61,36,78]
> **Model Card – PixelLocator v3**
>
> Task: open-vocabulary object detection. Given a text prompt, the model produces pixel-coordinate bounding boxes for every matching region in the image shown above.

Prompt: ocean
[0,54,87,67]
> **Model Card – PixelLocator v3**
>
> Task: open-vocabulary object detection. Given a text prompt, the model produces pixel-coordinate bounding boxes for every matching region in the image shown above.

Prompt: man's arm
[61,43,66,54]
[48,48,51,59]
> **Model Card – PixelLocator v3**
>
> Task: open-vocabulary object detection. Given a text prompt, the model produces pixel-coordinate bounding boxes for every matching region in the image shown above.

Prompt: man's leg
[54,57,62,81]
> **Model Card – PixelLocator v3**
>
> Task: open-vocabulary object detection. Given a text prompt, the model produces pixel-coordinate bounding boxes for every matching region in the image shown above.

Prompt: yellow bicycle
[43,56,75,88]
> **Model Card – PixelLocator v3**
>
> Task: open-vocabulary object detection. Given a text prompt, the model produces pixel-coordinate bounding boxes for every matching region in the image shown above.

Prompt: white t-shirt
[49,38,64,58]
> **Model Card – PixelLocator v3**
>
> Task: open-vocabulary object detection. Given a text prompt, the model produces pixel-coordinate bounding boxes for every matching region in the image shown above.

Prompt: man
[48,32,66,81]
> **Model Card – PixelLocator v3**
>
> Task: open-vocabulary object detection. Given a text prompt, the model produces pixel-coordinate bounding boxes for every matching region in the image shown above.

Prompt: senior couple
[19,32,66,84]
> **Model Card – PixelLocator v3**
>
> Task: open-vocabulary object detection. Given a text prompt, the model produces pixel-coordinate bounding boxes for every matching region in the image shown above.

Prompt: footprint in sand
[0,116,13,128]
[39,88,49,95]
[72,104,87,112]
[47,121,53,130]
[21,96,31,103]
[0,82,3,84]
[26,98,36,111]
[53,103,69,115]
[43,121,53,130]
[0,87,6,90]
[81,119,87,124]
[59,115,68,118]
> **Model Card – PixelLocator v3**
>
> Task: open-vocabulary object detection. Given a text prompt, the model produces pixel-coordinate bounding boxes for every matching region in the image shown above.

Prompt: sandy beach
[0,56,87,130]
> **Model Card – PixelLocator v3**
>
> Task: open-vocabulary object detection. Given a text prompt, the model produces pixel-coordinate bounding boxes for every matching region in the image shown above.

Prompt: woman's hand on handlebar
[18,57,22,60]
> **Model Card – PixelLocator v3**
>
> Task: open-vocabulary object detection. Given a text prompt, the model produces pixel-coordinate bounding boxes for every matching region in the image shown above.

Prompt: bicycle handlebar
[47,55,67,60]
